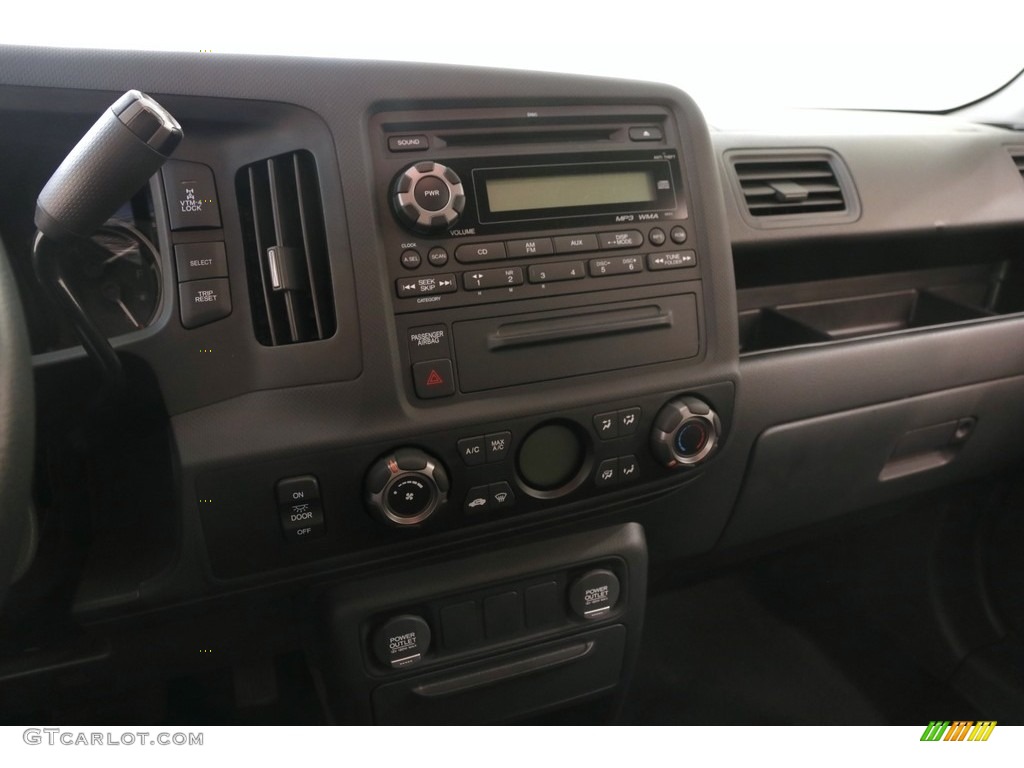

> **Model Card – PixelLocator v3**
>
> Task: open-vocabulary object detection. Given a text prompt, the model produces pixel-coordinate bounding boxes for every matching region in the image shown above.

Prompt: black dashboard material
[2,44,1024,725]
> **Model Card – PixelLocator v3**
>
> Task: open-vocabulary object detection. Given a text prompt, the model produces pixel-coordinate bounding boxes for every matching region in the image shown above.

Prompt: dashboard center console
[182,101,737,577]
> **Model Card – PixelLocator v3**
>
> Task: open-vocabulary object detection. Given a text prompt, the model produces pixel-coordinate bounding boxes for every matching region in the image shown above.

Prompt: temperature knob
[650,396,722,468]
[365,447,449,527]
[392,162,466,233]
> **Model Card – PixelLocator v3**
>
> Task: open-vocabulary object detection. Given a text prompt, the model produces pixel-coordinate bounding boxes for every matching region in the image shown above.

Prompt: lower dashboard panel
[315,522,648,724]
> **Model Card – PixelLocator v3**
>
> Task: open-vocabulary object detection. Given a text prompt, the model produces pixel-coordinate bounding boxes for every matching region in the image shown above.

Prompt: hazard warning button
[412,359,456,399]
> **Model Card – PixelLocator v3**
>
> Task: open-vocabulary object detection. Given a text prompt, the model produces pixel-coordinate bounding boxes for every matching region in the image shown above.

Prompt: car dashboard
[1,45,1023,725]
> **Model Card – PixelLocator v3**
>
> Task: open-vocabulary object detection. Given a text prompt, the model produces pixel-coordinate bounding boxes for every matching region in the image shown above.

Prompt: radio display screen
[485,170,657,213]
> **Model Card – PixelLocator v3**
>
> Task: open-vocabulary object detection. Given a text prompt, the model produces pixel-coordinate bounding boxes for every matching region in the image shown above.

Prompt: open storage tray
[739,286,994,354]
[776,290,990,341]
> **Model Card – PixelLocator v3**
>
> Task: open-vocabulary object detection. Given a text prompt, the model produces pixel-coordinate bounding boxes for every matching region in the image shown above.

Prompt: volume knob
[393,162,466,233]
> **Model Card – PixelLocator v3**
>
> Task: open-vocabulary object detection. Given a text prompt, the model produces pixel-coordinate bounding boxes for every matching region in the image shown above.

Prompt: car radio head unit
[371,105,708,401]
[391,150,687,235]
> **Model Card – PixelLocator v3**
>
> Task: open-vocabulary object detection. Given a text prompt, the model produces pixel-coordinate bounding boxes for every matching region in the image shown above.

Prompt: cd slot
[453,294,698,392]
[440,128,617,147]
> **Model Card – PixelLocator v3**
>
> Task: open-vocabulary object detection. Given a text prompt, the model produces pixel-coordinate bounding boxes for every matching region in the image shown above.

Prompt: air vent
[237,151,336,346]
[1010,150,1024,182]
[727,150,859,228]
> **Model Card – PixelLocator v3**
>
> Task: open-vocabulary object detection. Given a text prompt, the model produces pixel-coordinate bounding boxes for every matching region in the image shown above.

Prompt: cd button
[414,175,450,211]
[455,242,507,264]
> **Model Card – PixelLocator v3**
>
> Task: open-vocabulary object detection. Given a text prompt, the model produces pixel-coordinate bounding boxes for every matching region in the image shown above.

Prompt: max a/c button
[412,359,455,399]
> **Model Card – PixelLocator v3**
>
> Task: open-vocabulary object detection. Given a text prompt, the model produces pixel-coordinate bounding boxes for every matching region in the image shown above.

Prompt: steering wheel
[0,234,34,606]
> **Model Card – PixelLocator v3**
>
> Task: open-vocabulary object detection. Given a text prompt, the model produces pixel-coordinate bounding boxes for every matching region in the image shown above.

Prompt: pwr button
[412,359,455,399]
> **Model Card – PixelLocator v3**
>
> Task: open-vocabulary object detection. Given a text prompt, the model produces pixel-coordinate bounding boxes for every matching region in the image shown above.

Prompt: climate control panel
[195,383,733,578]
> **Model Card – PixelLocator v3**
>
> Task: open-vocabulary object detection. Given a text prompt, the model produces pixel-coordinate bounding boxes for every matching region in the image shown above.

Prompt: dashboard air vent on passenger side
[1010,150,1024,183]
[727,150,860,228]
[237,151,336,346]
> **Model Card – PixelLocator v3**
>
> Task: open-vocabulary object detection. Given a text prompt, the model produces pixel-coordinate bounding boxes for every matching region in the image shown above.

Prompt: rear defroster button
[569,569,621,619]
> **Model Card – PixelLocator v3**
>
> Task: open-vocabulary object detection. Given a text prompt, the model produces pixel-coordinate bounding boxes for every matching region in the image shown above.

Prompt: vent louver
[1011,151,1024,182]
[734,159,846,216]
[237,151,336,346]
[727,150,859,228]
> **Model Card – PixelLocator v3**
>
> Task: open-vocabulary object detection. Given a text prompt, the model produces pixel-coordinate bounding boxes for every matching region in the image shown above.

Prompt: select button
[174,241,227,281]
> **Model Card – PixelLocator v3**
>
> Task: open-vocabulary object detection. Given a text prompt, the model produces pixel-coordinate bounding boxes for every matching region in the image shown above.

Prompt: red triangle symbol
[426,370,444,386]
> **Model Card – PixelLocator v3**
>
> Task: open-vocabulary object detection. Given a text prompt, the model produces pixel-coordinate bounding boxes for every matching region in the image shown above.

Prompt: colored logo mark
[920,721,996,742]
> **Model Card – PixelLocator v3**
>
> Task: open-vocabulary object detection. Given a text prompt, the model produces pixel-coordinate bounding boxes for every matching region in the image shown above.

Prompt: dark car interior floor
[624,475,1024,725]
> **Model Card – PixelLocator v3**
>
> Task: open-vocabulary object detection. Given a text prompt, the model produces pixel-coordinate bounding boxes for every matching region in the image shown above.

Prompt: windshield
[3,1,1021,115]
